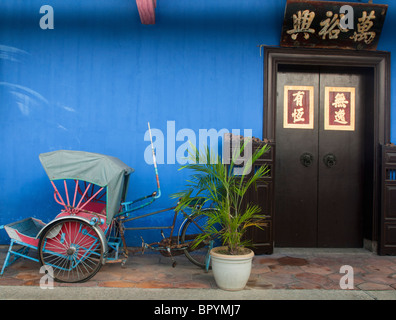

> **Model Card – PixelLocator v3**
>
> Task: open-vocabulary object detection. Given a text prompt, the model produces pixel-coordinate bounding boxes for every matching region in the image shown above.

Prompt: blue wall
[0,0,395,245]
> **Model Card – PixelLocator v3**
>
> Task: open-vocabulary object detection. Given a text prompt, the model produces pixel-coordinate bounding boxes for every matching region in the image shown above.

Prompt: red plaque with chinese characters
[284,86,314,129]
[325,87,355,131]
[280,0,387,50]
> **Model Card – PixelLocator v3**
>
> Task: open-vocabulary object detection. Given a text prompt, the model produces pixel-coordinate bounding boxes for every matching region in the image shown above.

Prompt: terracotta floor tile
[295,272,332,286]
[360,273,396,285]
[120,272,153,282]
[361,257,396,267]
[0,278,25,286]
[390,265,396,272]
[251,265,271,274]
[91,269,125,281]
[259,271,295,289]
[14,272,41,281]
[154,272,177,281]
[268,264,303,274]
[277,256,309,266]
[309,257,341,266]
[300,263,335,275]
[254,257,279,266]
[363,264,395,274]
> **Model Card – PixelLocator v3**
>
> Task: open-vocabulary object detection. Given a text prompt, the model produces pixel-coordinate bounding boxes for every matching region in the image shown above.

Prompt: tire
[180,213,213,268]
[38,218,104,283]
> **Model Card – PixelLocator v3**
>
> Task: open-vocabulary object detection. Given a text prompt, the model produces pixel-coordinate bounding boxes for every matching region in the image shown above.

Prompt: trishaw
[0,125,212,283]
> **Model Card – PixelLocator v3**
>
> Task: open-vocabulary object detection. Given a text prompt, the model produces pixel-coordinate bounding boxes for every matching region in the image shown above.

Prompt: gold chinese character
[332,93,349,109]
[292,91,305,107]
[287,10,316,40]
[334,109,348,124]
[319,11,348,40]
[292,108,305,123]
[350,10,376,45]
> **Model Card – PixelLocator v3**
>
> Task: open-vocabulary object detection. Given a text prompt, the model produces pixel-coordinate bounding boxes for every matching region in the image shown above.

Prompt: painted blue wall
[0,0,395,245]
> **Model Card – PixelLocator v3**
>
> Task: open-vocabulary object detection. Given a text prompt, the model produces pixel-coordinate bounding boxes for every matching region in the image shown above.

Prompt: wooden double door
[275,65,374,248]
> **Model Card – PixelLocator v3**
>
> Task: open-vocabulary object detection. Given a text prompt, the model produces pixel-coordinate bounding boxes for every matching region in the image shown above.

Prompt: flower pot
[210,246,254,291]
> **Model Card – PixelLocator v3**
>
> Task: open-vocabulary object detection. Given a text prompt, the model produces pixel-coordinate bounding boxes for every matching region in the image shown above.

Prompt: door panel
[275,66,319,247]
[317,68,365,247]
[275,65,369,248]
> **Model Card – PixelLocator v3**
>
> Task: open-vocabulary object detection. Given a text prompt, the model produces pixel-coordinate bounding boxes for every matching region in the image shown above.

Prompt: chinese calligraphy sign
[287,9,316,40]
[284,86,314,129]
[280,0,387,50]
[350,10,377,45]
[325,87,355,131]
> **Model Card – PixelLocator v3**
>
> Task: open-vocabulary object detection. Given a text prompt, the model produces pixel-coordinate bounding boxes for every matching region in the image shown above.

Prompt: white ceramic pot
[210,246,254,291]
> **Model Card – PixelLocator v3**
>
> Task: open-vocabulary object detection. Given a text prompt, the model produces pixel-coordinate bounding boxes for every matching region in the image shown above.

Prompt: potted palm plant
[172,138,270,291]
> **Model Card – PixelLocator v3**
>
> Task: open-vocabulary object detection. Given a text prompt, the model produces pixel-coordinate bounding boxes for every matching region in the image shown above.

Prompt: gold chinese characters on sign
[280,0,387,50]
[287,8,375,44]
[324,87,355,131]
[284,86,314,129]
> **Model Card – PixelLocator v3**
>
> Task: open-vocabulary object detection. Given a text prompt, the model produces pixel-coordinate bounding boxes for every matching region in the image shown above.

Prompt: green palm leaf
[171,139,270,255]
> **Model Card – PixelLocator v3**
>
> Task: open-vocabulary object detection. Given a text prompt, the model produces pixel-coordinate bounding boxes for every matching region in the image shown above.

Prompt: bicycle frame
[119,206,197,250]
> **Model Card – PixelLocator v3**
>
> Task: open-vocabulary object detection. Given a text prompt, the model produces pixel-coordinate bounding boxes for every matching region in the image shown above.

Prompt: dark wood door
[275,65,370,248]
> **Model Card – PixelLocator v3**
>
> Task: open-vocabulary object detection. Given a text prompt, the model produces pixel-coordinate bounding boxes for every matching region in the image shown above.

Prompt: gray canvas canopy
[39,150,134,222]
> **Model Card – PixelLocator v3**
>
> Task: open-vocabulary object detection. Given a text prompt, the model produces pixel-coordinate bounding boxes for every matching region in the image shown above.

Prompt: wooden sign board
[280,0,387,50]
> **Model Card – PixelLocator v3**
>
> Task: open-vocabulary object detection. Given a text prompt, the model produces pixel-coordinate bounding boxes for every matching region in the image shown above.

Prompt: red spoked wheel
[38,218,104,283]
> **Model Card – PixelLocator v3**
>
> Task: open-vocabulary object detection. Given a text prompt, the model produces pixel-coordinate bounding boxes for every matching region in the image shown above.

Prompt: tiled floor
[1,246,396,290]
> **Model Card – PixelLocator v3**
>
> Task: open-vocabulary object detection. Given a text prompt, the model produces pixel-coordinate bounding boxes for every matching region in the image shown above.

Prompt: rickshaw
[0,125,212,283]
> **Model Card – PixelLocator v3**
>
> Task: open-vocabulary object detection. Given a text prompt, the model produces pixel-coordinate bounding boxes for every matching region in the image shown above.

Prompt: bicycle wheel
[180,213,213,268]
[38,218,104,283]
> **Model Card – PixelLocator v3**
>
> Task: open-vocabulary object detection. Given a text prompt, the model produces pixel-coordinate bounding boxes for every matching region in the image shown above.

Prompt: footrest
[3,218,45,247]
[107,236,123,261]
